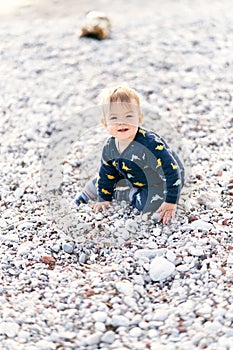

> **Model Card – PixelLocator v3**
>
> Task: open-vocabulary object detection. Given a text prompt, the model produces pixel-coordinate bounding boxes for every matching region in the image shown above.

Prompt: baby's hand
[92,201,112,213]
[156,202,176,225]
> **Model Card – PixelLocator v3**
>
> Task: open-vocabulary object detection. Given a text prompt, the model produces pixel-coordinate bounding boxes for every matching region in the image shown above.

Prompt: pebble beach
[0,0,233,349]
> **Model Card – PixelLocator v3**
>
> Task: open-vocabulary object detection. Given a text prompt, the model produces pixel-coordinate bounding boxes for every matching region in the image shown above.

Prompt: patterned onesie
[96,127,185,213]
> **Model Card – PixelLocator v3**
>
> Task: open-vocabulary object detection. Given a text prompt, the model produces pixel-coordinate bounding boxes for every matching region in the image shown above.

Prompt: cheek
[106,125,116,133]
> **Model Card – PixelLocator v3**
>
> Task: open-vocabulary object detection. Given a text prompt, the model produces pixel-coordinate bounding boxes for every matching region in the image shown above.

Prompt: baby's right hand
[92,201,112,213]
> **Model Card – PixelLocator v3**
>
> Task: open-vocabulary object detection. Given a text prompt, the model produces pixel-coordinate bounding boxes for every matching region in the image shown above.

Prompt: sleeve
[146,139,182,204]
[97,144,120,202]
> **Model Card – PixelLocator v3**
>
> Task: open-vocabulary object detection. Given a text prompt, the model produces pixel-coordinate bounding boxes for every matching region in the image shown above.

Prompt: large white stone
[149,257,175,282]
[190,219,213,232]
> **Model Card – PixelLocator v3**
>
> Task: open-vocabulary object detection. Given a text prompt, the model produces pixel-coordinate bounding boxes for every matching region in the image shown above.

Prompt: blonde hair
[99,85,141,117]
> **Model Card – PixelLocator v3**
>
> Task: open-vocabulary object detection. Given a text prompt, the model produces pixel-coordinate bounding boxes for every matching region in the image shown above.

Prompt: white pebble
[189,247,204,256]
[116,280,134,296]
[95,322,106,332]
[85,331,102,345]
[190,219,213,232]
[95,213,103,220]
[196,303,212,317]
[3,233,19,243]
[111,315,130,327]
[129,327,142,338]
[133,275,145,285]
[134,249,159,259]
[101,330,116,344]
[37,340,56,350]
[17,242,34,256]
[92,311,107,323]
[166,250,176,263]
[0,322,19,338]
[149,257,175,281]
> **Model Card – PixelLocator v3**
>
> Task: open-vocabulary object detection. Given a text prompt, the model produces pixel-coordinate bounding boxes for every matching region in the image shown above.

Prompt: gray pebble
[62,242,74,254]
[79,252,87,263]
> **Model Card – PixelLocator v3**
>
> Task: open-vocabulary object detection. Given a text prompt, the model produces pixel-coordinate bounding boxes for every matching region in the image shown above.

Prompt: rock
[227,254,233,265]
[101,330,116,344]
[41,255,56,264]
[149,257,175,281]
[190,219,213,232]
[0,218,9,229]
[36,340,56,350]
[79,11,111,40]
[125,219,138,233]
[111,315,130,327]
[189,247,204,257]
[79,252,87,263]
[176,264,191,272]
[166,250,176,263]
[124,296,138,311]
[148,329,159,338]
[3,233,19,243]
[92,311,107,323]
[95,322,106,332]
[153,309,169,322]
[85,331,102,346]
[147,241,158,249]
[95,212,104,220]
[115,280,134,296]
[0,322,20,338]
[62,242,74,254]
[129,327,142,338]
[17,242,34,256]
[134,249,161,260]
[196,303,212,317]
[51,244,60,253]
[133,275,145,285]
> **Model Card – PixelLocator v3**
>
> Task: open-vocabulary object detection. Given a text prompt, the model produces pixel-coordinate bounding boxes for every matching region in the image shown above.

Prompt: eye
[109,116,117,120]
[126,114,133,118]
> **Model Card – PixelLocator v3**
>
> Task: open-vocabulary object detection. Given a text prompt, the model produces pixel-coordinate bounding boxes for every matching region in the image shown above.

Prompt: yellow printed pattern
[139,129,146,137]
[106,174,115,179]
[156,158,162,168]
[122,162,132,171]
[101,188,111,195]
[112,161,118,167]
[155,145,164,150]
[171,163,178,169]
[133,182,145,187]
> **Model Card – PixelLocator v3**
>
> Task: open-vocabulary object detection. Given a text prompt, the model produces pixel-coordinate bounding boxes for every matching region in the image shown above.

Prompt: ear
[101,118,107,128]
[139,113,144,125]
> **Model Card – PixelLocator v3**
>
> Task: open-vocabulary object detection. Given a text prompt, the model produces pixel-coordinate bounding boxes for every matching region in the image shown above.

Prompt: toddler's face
[102,99,143,141]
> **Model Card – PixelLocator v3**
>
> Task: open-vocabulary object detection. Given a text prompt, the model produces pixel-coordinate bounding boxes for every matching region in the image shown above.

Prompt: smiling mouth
[118,127,129,132]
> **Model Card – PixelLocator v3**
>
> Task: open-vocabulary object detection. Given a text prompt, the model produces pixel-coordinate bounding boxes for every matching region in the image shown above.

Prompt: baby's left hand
[156,202,176,224]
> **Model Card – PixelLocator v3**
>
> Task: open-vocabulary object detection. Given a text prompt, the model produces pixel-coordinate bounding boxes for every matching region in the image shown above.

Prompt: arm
[147,139,182,223]
[95,142,120,211]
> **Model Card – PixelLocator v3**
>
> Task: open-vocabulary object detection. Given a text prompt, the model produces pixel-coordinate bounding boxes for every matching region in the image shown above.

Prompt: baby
[75,86,185,224]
